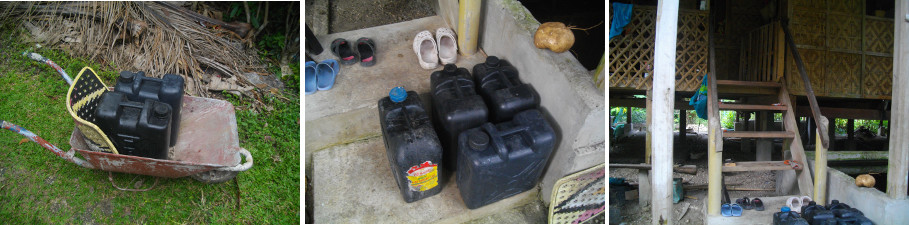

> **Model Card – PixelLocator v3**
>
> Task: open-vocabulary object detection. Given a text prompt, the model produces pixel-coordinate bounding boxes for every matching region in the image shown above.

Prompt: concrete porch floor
[305,16,546,223]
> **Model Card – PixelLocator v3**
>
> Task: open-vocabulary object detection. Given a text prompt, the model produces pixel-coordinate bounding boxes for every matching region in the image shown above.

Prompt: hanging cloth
[609,3,634,40]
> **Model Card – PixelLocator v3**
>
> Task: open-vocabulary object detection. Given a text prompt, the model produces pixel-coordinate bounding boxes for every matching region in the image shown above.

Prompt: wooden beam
[779,82,814,198]
[651,0,679,223]
[706,0,723,216]
[814,117,829,205]
[722,161,796,172]
[805,151,890,161]
[716,80,781,87]
[888,0,909,199]
[609,98,694,110]
[719,103,788,111]
[723,131,794,138]
[794,106,890,120]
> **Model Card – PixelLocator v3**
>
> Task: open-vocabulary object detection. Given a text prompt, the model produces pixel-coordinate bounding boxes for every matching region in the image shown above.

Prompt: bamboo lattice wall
[786,0,894,99]
[608,6,708,92]
[740,23,780,82]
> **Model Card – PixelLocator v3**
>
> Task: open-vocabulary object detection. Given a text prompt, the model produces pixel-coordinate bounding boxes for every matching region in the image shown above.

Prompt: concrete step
[304,15,488,152]
[312,137,539,223]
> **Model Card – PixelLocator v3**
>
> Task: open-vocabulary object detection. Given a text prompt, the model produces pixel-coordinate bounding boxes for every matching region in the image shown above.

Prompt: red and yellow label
[406,161,439,192]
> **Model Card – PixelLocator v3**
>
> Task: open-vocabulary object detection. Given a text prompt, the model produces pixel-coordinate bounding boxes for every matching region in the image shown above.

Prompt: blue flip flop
[721,203,732,217]
[730,203,743,216]
[305,61,317,95]
[317,59,340,90]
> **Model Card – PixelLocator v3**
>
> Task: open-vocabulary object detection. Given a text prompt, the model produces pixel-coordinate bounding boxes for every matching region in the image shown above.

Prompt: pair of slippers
[331,38,376,67]
[786,196,814,213]
[413,28,458,69]
[304,59,340,95]
[735,197,765,211]
[720,173,742,217]
[721,203,743,217]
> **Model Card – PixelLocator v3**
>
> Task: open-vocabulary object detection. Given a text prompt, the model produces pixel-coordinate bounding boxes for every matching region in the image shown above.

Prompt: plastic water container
[456,109,555,209]
[113,71,184,146]
[801,201,837,225]
[95,91,172,159]
[430,64,488,171]
[774,207,809,225]
[378,87,444,203]
[472,56,540,122]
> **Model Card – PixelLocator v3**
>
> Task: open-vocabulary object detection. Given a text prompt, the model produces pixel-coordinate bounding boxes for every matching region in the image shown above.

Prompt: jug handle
[482,123,510,161]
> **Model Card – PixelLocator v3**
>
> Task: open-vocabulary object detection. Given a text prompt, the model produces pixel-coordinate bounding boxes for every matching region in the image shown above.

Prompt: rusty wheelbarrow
[4,55,253,186]
[2,95,254,186]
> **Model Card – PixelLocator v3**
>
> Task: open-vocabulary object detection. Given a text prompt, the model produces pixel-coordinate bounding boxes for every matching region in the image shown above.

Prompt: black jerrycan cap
[118,71,136,83]
[468,130,489,151]
[153,103,170,119]
[443,64,458,72]
[484,56,500,67]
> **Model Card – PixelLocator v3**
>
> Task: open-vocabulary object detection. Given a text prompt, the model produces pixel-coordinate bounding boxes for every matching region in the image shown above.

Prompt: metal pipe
[23,52,73,85]
[1,120,94,169]
[457,0,481,56]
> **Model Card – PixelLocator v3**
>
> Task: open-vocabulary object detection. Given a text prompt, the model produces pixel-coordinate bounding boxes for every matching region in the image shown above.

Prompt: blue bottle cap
[781,206,790,212]
[389,87,407,103]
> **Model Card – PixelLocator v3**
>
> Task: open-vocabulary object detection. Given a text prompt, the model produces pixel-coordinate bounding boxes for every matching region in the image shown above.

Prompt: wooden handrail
[779,20,830,149]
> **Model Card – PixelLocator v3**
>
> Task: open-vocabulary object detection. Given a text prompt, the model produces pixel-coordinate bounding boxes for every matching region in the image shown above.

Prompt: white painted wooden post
[888,0,909,199]
[651,0,679,224]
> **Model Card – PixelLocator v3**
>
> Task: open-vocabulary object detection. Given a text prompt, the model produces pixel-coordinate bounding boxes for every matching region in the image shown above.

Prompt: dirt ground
[326,0,436,33]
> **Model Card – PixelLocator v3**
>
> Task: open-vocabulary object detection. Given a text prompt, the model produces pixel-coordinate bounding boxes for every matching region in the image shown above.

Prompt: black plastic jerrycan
[378,87,444,203]
[95,91,172,159]
[801,201,837,225]
[430,64,488,171]
[456,109,555,209]
[114,71,184,146]
[773,207,809,225]
[472,56,540,123]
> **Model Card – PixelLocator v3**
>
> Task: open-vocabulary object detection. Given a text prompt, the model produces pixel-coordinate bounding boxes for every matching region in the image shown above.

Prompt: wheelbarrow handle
[215,147,253,172]
[1,120,95,169]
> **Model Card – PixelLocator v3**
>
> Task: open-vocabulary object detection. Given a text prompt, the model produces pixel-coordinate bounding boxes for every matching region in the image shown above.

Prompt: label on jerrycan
[406,161,439,191]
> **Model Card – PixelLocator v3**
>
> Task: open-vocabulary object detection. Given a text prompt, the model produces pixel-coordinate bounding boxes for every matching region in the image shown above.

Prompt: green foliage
[282,62,300,93]
[0,23,298,224]
[258,33,286,60]
[720,111,736,129]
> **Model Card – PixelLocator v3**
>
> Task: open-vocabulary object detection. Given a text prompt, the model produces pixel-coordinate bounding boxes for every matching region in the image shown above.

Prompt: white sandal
[413,30,439,69]
[436,27,458,64]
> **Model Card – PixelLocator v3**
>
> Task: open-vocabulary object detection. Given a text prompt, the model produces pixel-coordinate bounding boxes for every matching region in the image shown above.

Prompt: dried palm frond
[0,1,271,99]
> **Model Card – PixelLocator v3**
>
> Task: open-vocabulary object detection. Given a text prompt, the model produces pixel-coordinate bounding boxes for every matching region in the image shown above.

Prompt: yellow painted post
[814,116,829,204]
[457,0,481,56]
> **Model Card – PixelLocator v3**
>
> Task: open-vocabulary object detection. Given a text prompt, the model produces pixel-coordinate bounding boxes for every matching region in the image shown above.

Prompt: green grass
[0,24,299,224]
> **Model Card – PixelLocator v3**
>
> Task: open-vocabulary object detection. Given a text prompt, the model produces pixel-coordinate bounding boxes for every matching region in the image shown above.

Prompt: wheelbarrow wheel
[191,170,239,184]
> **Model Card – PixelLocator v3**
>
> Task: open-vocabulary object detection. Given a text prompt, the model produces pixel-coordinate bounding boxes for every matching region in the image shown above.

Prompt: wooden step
[723,161,799,172]
[718,103,788,111]
[723,131,794,138]
[716,80,782,88]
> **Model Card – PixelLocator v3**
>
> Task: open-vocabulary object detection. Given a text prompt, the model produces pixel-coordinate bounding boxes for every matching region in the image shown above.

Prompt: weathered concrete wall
[826,168,909,224]
[475,0,605,205]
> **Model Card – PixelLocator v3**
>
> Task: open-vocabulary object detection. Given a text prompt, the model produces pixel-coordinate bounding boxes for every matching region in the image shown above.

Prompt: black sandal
[331,38,358,65]
[356,37,376,67]
[737,197,753,210]
[752,198,765,211]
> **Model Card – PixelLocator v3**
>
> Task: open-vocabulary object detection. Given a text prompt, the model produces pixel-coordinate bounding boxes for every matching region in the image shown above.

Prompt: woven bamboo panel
[863,55,892,99]
[790,9,826,47]
[609,7,655,90]
[827,0,863,15]
[675,11,709,92]
[791,0,826,10]
[864,17,894,54]
[787,48,826,96]
[825,52,862,98]
[826,14,862,51]
[609,6,708,92]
